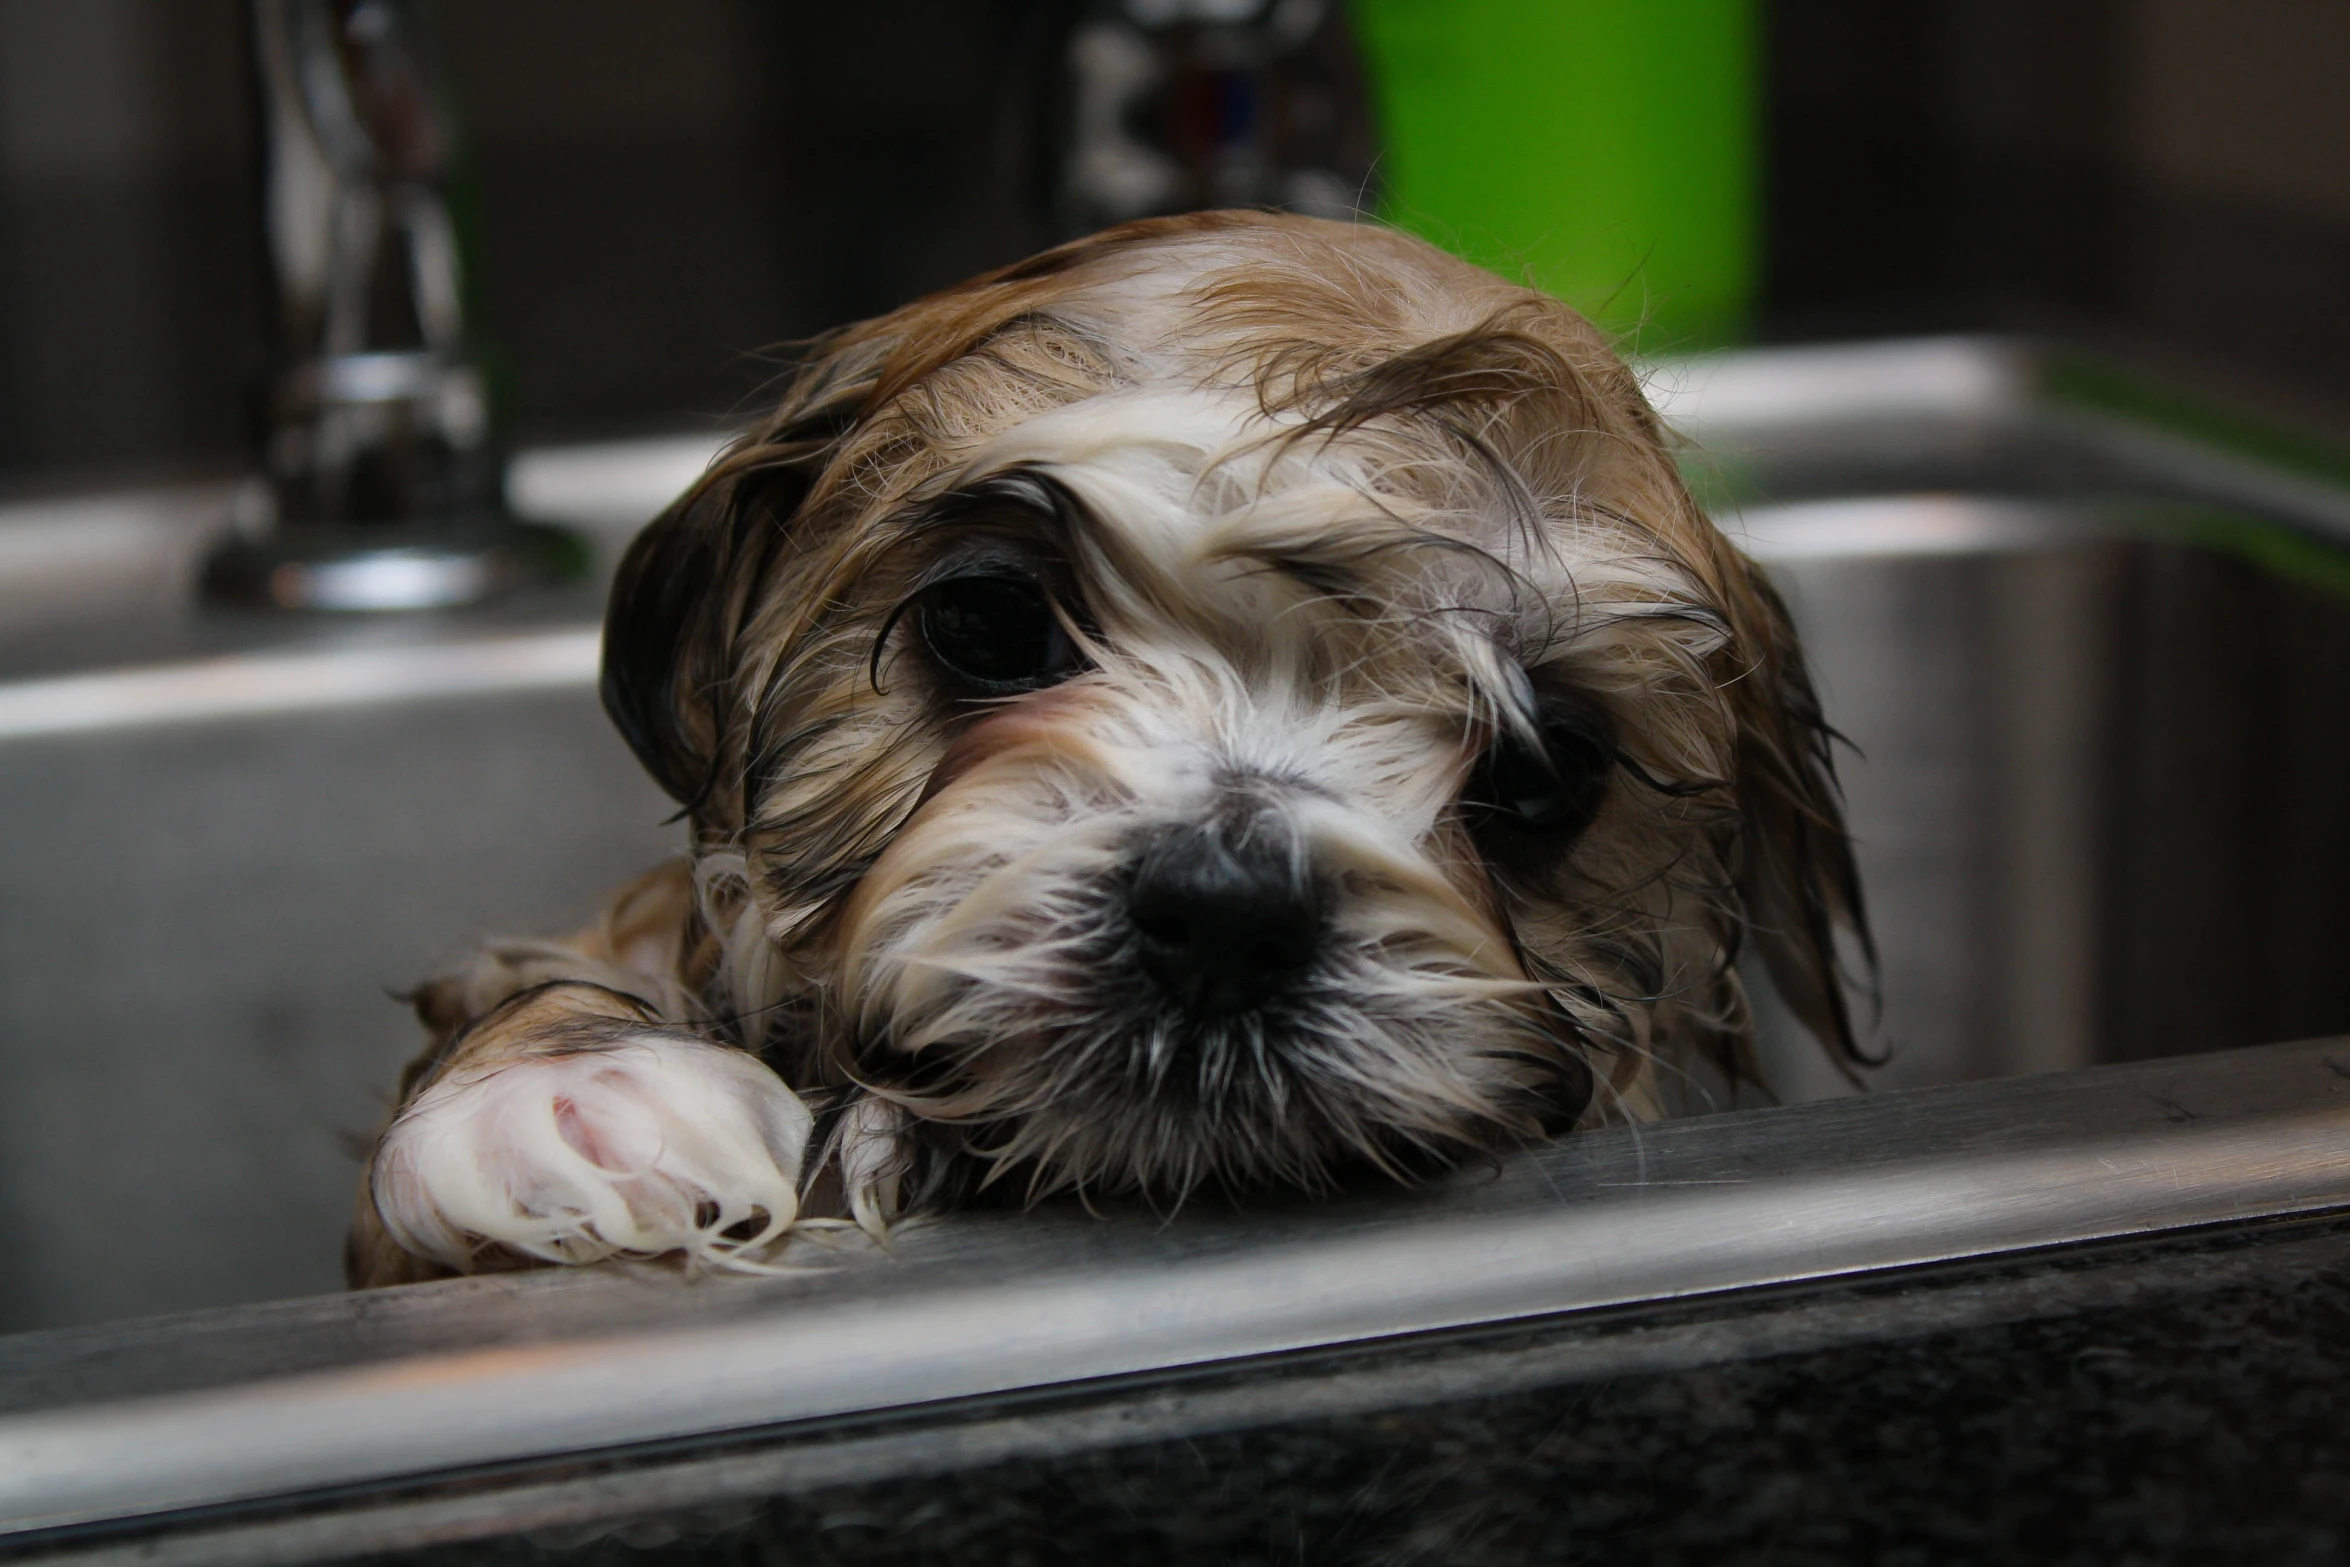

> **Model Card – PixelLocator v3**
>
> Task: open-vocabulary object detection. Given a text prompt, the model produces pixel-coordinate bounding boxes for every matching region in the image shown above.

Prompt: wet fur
[349,212,1866,1286]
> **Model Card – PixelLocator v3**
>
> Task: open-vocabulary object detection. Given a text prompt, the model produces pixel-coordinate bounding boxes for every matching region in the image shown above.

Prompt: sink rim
[1,1035,2346,1543]
[7,488,2338,745]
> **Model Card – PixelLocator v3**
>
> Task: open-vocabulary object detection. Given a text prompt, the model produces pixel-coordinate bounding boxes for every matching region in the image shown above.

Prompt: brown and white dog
[349,212,1867,1288]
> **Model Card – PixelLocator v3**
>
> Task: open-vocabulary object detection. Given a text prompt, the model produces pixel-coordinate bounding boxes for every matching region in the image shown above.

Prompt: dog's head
[604,212,1866,1210]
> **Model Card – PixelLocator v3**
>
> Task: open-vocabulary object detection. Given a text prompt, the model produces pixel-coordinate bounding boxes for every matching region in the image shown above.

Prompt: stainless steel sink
[5,342,2350,1334]
[0,440,709,1333]
[2,338,2349,1560]
[1745,496,2350,1103]
[0,643,674,1329]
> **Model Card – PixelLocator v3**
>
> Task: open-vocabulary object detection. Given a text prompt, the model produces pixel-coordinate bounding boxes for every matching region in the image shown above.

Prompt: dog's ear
[1717,558,1876,1070]
[600,343,875,811]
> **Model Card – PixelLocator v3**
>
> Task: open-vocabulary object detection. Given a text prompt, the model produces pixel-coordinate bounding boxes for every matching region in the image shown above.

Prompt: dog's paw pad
[371,1034,813,1272]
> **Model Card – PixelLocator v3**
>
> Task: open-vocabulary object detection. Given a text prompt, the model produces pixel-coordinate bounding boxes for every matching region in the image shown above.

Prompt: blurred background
[0,0,2343,493]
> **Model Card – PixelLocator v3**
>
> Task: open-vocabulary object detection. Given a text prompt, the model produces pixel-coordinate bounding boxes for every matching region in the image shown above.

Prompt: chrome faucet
[204,0,571,610]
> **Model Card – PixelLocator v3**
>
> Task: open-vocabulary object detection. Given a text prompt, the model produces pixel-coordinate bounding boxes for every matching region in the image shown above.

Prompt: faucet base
[199,518,587,613]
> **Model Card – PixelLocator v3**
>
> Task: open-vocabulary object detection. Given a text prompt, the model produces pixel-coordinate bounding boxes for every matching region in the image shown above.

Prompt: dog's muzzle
[1122,813,1327,1018]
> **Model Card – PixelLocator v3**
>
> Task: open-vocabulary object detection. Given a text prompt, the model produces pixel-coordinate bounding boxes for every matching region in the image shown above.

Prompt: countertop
[350,1213,2350,1566]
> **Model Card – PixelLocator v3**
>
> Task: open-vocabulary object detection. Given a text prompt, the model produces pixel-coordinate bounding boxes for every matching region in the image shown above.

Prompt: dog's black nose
[1125,822,1325,1016]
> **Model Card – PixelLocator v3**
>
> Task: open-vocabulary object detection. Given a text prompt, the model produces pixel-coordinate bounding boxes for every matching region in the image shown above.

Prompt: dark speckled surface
[332,1215,2350,1567]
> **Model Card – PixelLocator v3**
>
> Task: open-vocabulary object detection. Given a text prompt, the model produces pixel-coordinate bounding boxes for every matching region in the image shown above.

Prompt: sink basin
[3,341,2350,1336]
[1746,496,2350,1103]
[2,337,2350,1558]
[0,648,674,1330]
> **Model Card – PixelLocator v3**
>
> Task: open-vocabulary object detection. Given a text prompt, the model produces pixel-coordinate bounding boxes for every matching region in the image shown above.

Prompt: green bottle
[1351,0,1757,349]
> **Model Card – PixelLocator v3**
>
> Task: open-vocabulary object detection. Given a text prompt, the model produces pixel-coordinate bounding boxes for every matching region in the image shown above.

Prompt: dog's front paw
[369,1034,814,1273]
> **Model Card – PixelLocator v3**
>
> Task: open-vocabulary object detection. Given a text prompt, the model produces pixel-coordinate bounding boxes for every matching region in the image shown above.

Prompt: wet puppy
[350,211,1866,1286]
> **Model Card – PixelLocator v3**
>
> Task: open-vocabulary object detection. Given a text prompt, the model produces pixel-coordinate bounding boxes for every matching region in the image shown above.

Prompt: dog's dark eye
[1466,696,1616,840]
[916,574,1084,693]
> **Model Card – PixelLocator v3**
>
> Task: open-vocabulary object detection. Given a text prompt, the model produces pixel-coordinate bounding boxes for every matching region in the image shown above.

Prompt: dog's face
[604,213,1864,1208]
